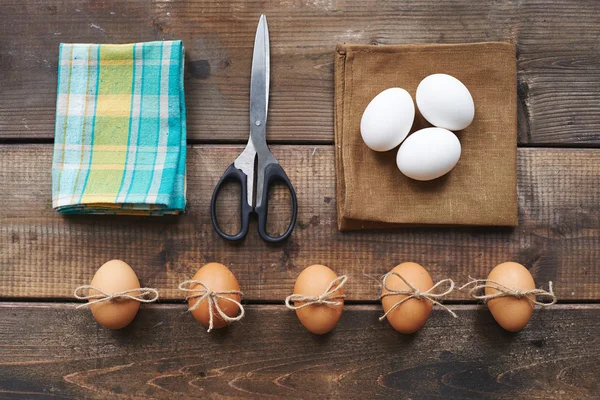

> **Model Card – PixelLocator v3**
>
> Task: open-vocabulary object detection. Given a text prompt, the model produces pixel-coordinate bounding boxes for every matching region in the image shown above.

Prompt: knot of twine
[178,280,245,332]
[74,285,159,308]
[285,275,348,310]
[379,272,457,319]
[459,278,557,306]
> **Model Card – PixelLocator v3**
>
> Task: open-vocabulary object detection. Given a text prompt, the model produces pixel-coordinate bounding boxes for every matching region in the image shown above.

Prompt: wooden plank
[0,0,599,144]
[1,144,599,301]
[0,302,598,399]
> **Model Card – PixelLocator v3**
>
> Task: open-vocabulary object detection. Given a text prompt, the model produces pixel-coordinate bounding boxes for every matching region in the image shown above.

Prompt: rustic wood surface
[0,303,598,399]
[1,145,599,301]
[1,0,600,144]
[2,0,600,398]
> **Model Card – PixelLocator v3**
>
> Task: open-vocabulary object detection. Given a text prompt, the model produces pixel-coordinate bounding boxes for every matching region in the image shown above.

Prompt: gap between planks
[2,139,600,149]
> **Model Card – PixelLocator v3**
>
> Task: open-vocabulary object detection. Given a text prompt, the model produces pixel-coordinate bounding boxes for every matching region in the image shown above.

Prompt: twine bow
[459,278,557,306]
[285,275,348,310]
[178,280,245,332]
[74,285,159,308]
[379,272,457,319]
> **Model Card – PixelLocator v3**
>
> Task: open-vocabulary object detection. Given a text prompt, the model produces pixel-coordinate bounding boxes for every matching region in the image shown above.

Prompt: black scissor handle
[255,163,298,243]
[210,163,252,241]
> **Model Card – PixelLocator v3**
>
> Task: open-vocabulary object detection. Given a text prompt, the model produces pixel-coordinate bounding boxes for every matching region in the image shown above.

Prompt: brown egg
[292,265,344,334]
[189,263,241,330]
[486,262,536,332]
[89,260,141,329]
[381,262,434,334]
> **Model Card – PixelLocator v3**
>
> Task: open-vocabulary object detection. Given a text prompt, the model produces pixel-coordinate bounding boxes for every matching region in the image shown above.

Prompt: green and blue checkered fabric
[52,41,186,215]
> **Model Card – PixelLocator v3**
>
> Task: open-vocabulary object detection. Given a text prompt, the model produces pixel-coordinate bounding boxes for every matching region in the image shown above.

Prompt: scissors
[210,15,298,243]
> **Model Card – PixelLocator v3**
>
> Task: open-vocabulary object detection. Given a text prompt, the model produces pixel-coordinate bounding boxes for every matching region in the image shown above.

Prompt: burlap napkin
[334,42,517,231]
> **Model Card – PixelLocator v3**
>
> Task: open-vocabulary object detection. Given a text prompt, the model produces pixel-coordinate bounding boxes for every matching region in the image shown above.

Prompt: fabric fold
[52,40,186,215]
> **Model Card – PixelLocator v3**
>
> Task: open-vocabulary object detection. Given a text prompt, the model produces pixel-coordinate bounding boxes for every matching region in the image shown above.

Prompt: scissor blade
[249,14,269,146]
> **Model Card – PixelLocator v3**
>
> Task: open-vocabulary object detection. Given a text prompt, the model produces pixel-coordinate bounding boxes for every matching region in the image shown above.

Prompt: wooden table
[1,1,599,398]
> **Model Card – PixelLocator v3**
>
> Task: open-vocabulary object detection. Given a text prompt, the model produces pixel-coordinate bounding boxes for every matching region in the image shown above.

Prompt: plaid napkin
[52,41,186,215]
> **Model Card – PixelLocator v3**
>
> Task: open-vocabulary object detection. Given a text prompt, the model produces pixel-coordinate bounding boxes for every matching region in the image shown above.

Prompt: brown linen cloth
[334,42,518,231]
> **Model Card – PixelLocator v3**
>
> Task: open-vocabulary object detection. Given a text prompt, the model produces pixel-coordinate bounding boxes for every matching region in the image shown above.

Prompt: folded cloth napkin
[52,41,186,215]
[334,42,518,231]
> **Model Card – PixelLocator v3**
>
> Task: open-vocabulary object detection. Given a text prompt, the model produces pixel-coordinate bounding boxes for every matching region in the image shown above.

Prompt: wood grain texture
[0,302,598,399]
[0,0,599,144]
[2,145,599,301]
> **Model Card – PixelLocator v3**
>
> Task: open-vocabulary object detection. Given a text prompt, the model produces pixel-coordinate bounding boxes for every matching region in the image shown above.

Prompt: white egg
[416,74,474,131]
[396,127,461,181]
[360,88,415,152]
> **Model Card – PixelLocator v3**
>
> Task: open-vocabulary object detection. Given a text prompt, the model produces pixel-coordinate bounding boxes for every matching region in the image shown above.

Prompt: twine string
[178,280,245,332]
[74,285,159,308]
[379,272,457,320]
[285,275,348,310]
[459,277,557,306]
